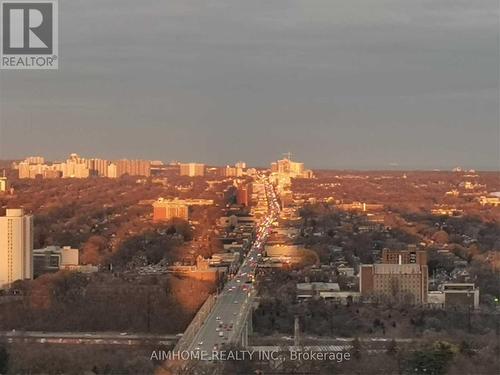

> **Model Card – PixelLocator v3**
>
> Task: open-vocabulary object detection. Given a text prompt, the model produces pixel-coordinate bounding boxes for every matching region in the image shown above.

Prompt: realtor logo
[1,0,58,69]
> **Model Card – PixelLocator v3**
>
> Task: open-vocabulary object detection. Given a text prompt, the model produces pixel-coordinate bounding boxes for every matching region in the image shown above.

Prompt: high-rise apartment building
[0,176,8,192]
[107,163,118,178]
[0,209,34,287]
[116,159,151,177]
[179,163,205,177]
[270,155,314,180]
[24,156,45,164]
[220,166,244,177]
[16,155,152,179]
[87,159,109,177]
[17,162,32,179]
[51,154,90,178]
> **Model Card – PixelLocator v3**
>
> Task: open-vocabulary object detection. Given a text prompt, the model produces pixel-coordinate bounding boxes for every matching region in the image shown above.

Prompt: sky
[0,0,498,170]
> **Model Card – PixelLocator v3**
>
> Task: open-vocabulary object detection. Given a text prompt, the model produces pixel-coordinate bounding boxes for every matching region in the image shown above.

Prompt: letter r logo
[1,1,54,54]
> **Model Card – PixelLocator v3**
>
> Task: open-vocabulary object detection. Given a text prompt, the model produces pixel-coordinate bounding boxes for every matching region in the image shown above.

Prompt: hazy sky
[0,0,498,169]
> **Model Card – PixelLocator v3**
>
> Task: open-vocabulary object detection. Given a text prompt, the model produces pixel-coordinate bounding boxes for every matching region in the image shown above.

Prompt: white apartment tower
[0,209,34,287]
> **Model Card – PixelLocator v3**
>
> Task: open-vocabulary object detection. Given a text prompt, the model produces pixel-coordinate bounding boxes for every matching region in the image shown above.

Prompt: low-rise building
[152,198,214,221]
[442,283,480,309]
[479,194,500,207]
[33,246,97,277]
[337,266,355,277]
[297,282,340,299]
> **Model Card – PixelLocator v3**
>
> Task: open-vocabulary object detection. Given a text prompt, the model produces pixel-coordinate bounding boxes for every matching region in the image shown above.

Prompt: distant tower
[0,170,7,192]
[294,316,300,346]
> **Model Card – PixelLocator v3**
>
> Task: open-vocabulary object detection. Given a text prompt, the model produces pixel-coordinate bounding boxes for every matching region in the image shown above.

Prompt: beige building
[25,156,45,164]
[56,153,90,178]
[0,209,34,287]
[17,161,54,179]
[16,155,153,179]
[180,163,205,177]
[107,163,118,178]
[87,158,109,177]
[220,165,244,177]
[152,198,214,221]
[0,176,8,192]
[17,162,31,179]
[270,156,313,179]
[479,194,500,207]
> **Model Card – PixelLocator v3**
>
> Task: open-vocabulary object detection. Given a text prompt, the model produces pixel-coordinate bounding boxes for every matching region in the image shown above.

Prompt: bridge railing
[229,289,255,345]
[173,293,216,352]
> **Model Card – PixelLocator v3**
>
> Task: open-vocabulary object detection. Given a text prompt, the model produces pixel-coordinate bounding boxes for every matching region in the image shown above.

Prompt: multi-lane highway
[187,176,280,356]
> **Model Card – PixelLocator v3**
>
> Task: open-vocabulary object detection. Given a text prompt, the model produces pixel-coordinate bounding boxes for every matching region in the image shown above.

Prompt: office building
[0,209,34,287]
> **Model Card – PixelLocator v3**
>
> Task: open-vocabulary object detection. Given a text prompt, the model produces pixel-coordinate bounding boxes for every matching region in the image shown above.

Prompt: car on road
[218,332,224,337]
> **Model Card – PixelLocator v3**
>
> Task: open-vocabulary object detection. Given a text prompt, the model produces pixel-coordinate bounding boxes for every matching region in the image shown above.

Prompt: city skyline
[1,151,497,171]
[0,0,498,170]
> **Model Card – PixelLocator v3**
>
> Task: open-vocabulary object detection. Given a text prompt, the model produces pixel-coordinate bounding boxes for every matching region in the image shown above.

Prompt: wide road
[187,177,280,356]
